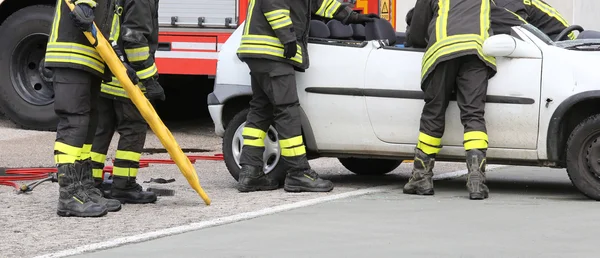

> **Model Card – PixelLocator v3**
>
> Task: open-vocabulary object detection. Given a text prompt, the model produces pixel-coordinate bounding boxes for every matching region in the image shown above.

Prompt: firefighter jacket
[44,0,116,80]
[236,0,354,71]
[407,0,497,83]
[490,1,527,35]
[100,0,160,102]
[492,0,575,40]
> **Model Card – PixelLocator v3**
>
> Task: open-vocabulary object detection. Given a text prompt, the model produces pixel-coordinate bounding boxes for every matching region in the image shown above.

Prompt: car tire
[338,157,402,175]
[222,108,289,185]
[0,5,58,131]
[565,114,600,201]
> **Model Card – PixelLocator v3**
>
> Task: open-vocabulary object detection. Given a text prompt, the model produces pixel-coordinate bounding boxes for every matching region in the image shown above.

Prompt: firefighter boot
[79,161,122,212]
[111,176,157,204]
[466,149,489,200]
[94,177,112,199]
[237,165,279,192]
[56,164,107,217]
[284,169,334,192]
[403,149,435,195]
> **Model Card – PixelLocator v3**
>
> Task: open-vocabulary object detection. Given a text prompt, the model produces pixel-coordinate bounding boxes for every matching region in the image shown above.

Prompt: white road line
[34,166,505,258]
[34,185,397,258]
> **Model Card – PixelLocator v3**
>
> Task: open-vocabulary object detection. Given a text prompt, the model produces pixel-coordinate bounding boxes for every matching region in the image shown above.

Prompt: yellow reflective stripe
[269,17,293,30]
[55,154,78,164]
[315,0,342,18]
[244,0,257,35]
[125,47,150,62]
[281,145,306,157]
[79,144,92,160]
[45,53,105,74]
[464,140,488,150]
[244,138,265,147]
[436,0,450,40]
[109,11,121,41]
[115,150,142,162]
[480,0,491,38]
[424,34,483,67]
[46,42,102,61]
[506,8,528,23]
[422,39,496,79]
[417,142,442,155]
[74,0,97,7]
[113,167,138,177]
[136,63,158,80]
[92,168,104,178]
[238,44,302,63]
[50,0,62,42]
[264,9,290,20]
[531,0,570,29]
[72,196,84,204]
[242,35,284,47]
[101,83,129,98]
[464,131,488,141]
[418,132,442,146]
[91,152,107,163]
[280,136,303,148]
[54,142,81,157]
[242,127,266,139]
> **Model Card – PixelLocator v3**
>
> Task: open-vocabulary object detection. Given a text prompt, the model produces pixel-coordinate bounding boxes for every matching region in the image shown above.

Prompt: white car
[208,18,600,200]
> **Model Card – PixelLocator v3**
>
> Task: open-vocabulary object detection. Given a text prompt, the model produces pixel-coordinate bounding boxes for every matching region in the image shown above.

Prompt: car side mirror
[483,34,541,58]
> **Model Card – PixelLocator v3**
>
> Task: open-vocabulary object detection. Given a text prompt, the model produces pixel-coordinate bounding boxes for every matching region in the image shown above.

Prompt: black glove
[347,12,380,24]
[111,43,140,85]
[142,77,166,101]
[69,3,95,32]
[283,41,297,59]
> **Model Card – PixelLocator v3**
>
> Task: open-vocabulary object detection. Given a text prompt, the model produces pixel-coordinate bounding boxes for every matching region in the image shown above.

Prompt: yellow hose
[63,0,210,205]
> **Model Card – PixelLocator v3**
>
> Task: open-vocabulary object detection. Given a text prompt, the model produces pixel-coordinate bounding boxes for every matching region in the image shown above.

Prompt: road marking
[34,166,506,258]
[34,185,398,258]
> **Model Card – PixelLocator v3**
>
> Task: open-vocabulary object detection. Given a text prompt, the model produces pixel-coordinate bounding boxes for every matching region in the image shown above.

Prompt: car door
[364,45,542,150]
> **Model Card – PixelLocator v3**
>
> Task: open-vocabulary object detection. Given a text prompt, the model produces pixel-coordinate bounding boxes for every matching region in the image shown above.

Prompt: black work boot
[237,165,279,192]
[284,169,334,192]
[79,161,122,212]
[466,149,489,200]
[403,149,435,195]
[94,177,112,198]
[111,175,157,204]
[56,164,107,217]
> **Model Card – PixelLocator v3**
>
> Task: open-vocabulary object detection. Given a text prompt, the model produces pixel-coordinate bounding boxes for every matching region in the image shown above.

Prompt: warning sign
[380,0,390,21]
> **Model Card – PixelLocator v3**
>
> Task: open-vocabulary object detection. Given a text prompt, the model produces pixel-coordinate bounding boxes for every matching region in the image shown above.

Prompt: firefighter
[235,0,379,193]
[403,0,497,200]
[44,0,126,217]
[89,0,161,204]
[493,0,575,40]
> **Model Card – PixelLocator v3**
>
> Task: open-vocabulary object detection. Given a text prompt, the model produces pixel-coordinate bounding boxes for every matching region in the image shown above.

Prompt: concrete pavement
[73,166,599,258]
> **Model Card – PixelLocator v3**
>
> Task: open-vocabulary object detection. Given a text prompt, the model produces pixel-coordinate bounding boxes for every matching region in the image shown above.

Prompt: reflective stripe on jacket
[100,0,159,101]
[236,0,354,71]
[44,0,115,80]
[493,0,575,40]
[407,0,497,83]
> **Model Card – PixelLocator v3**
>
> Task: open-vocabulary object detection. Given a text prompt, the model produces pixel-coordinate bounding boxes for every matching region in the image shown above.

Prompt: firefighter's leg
[456,55,491,200]
[90,96,117,197]
[237,59,279,192]
[250,60,332,193]
[79,80,122,212]
[53,68,107,217]
[110,100,157,204]
[403,60,459,196]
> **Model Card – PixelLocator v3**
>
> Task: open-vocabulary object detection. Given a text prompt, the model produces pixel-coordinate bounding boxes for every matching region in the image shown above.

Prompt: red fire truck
[0,0,395,131]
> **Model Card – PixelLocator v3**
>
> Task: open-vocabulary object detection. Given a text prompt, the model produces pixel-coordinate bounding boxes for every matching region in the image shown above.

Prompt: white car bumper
[208,104,225,137]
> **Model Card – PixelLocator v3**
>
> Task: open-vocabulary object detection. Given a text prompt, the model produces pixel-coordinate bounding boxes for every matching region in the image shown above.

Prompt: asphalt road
[73,166,598,258]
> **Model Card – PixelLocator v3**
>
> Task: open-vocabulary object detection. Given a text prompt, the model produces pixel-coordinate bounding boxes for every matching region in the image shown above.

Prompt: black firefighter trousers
[239,59,310,172]
[90,97,148,180]
[53,68,100,165]
[416,55,492,155]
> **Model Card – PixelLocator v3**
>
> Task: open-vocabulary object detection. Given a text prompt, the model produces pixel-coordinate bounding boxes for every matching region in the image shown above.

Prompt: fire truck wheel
[0,5,58,131]
[223,108,289,185]
[338,157,402,176]
[565,114,600,201]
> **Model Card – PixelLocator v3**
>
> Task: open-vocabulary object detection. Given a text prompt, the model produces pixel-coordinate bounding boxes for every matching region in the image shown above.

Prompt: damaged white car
[208,18,600,200]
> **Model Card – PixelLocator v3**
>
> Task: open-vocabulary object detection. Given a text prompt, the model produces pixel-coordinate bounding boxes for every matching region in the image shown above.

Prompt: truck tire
[0,5,58,131]
[222,108,289,185]
[338,157,402,175]
[565,114,600,200]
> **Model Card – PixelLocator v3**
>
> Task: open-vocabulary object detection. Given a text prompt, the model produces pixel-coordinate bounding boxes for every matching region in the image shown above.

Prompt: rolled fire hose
[64,0,210,205]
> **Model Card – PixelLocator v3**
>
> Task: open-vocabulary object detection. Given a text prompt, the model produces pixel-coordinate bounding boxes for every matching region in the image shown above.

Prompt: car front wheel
[338,157,402,176]
[565,114,600,200]
[222,108,289,184]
